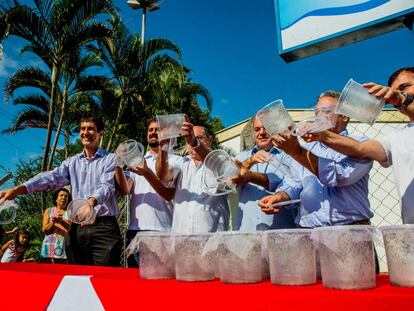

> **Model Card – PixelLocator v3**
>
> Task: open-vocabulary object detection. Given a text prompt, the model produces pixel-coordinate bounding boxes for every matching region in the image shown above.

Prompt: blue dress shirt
[278,130,373,227]
[24,148,118,217]
[234,146,297,231]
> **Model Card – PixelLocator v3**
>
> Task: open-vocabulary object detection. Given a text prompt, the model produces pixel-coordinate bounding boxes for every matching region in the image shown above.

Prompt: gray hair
[318,90,340,101]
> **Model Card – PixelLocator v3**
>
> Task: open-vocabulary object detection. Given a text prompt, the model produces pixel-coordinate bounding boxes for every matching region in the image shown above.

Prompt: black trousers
[66,216,122,267]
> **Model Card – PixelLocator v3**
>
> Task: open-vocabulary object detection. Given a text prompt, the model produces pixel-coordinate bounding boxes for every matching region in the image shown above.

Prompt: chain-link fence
[117,195,130,268]
[347,109,407,272]
[217,108,409,273]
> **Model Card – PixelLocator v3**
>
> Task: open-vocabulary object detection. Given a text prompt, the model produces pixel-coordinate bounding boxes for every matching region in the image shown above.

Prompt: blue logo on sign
[279,0,391,30]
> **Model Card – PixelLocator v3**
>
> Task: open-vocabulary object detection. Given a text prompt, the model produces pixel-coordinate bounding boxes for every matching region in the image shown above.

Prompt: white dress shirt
[377,123,414,224]
[171,156,230,233]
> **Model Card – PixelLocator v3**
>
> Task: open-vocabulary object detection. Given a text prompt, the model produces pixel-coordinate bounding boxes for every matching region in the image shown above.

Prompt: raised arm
[313,130,388,162]
[231,158,271,189]
[272,131,318,177]
[0,185,28,201]
[114,167,133,196]
[129,159,175,201]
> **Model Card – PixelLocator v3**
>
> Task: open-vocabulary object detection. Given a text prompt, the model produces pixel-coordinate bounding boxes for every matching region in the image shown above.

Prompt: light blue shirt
[24,148,118,217]
[235,146,297,231]
[279,130,373,227]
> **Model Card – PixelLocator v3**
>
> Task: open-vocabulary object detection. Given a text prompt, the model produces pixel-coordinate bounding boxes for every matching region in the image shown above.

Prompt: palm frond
[1,107,51,134]
[5,66,52,100]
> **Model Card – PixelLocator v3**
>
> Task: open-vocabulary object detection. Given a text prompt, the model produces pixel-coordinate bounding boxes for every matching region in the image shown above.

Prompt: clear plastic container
[66,199,96,225]
[256,99,294,136]
[218,232,262,284]
[315,225,376,290]
[134,232,175,279]
[202,150,240,196]
[336,79,384,125]
[174,233,217,282]
[115,139,145,168]
[293,111,336,137]
[156,113,185,140]
[0,200,17,225]
[266,229,316,286]
[380,225,414,287]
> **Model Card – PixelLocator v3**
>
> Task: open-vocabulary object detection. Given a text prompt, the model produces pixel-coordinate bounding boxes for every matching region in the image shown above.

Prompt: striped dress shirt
[24,148,118,217]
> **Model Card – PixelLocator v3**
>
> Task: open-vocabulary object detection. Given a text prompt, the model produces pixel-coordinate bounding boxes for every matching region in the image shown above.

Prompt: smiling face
[147,120,159,148]
[390,70,414,95]
[79,121,103,149]
[252,117,272,151]
[390,70,414,118]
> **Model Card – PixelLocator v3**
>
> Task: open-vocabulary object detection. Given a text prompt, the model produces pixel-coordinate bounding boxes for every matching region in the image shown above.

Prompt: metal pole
[141,6,147,45]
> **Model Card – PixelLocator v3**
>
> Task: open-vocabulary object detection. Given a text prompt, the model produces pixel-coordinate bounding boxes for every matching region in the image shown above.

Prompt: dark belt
[349,219,371,225]
[94,215,117,224]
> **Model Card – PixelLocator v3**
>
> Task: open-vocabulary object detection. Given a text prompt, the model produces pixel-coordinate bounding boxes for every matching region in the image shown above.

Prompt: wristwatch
[401,92,414,108]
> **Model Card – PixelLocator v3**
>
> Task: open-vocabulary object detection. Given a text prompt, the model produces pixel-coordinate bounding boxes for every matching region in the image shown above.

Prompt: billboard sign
[274,0,414,62]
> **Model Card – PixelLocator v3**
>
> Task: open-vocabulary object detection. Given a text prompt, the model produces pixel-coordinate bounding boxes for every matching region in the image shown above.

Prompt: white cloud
[0,52,19,78]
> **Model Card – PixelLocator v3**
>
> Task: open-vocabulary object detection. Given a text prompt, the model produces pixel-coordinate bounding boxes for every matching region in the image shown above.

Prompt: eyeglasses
[314,108,335,115]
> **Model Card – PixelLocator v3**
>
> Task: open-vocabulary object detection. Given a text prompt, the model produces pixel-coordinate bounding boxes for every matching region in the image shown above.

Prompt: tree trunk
[105,98,124,151]
[47,86,67,170]
[41,65,59,173]
[64,129,70,159]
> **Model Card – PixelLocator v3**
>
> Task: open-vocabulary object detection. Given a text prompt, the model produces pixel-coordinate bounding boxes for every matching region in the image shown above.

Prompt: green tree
[3,52,105,167]
[1,0,116,172]
[87,17,184,150]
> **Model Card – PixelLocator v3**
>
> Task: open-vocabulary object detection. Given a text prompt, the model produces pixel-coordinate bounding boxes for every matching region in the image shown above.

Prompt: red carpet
[1,263,413,310]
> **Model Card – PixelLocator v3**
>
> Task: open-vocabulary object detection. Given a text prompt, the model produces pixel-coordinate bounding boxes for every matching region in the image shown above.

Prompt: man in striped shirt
[0,115,122,266]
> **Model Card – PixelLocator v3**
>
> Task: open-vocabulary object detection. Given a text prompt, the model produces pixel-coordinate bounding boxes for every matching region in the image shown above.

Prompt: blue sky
[1,0,414,179]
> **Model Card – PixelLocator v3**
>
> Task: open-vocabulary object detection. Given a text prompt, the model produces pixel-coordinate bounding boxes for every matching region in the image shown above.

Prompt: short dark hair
[147,117,157,128]
[196,125,212,138]
[388,67,414,86]
[53,188,72,206]
[79,115,104,132]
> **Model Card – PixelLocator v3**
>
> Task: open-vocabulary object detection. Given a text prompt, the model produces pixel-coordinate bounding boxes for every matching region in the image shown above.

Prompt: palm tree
[1,0,116,172]
[87,17,183,150]
[0,13,9,59]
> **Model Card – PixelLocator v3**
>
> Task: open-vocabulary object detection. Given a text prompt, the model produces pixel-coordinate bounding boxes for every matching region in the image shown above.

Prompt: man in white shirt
[156,121,230,233]
[303,67,414,224]
[115,118,178,267]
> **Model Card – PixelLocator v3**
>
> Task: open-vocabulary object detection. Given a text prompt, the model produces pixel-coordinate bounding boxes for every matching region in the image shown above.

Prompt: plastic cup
[256,99,294,135]
[203,150,240,181]
[174,233,216,282]
[115,139,145,168]
[336,79,384,125]
[66,199,96,225]
[293,111,336,137]
[136,232,175,279]
[202,150,240,196]
[266,229,316,286]
[218,232,262,284]
[0,200,17,225]
[315,225,376,290]
[156,113,185,140]
[380,225,414,287]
